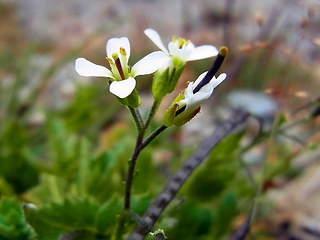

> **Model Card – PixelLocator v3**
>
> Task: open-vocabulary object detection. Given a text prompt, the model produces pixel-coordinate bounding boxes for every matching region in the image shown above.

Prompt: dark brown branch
[229,212,252,240]
[126,109,250,240]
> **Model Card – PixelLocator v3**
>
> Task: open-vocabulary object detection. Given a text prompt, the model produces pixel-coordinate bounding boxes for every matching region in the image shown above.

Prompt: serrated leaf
[94,196,122,235]
[25,197,100,239]
[0,198,34,240]
[131,192,152,216]
[0,120,39,194]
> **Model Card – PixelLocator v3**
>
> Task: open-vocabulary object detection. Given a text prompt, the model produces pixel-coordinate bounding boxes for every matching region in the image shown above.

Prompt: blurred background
[1,0,320,239]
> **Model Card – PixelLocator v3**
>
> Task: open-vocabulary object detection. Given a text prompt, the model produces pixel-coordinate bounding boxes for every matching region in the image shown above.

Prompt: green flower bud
[152,57,185,101]
[162,93,184,126]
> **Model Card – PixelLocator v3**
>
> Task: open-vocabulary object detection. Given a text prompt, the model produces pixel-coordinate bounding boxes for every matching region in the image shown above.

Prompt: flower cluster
[75,28,227,126]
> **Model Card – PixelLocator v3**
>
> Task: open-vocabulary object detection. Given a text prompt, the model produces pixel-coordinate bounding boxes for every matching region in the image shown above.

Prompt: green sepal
[163,104,179,127]
[170,57,185,92]
[174,106,201,126]
[152,58,185,101]
[163,93,184,127]
[117,89,141,108]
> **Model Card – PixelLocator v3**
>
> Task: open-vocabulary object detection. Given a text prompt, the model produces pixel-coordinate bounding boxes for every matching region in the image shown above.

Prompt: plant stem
[144,100,160,132]
[124,124,167,210]
[128,106,144,133]
[141,125,167,149]
[125,134,143,210]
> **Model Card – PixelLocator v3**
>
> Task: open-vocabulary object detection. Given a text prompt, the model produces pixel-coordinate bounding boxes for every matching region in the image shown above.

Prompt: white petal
[75,58,112,78]
[106,37,130,60]
[211,73,227,89]
[168,42,192,61]
[185,41,195,50]
[192,88,213,104]
[187,45,218,61]
[131,51,170,76]
[109,77,136,98]
[144,28,169,54]
[198,73,226,97]
[193,71,208,88]
[182,82,195,102]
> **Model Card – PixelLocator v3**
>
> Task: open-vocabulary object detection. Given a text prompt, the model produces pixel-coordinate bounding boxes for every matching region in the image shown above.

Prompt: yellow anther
[172,36,177,43]
[177,38,186,48]
[106,57,115,65]
[120,47,127,56]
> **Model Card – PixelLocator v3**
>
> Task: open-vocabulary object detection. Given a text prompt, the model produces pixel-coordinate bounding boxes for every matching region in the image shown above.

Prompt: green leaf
[132,150,153,194]
[0,120,39,194]
[0,198,34,240]
[131,192,152,216]
[94,196,122,235]
[184,132,244,202]
[26,173,68,205]
[85,151,116,201]
[25,197,100,239]
[166,201,212,239]
[211,192,237,239]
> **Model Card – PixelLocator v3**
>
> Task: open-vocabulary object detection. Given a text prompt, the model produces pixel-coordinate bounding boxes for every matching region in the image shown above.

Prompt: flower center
[172,36,190,49]
[112,53,125,80]
[106,48,129,81]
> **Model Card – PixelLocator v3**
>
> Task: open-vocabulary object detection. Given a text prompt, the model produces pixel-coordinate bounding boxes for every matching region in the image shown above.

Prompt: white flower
[144,28,219,65]
[175,71,227,122]
[75,37,167,98]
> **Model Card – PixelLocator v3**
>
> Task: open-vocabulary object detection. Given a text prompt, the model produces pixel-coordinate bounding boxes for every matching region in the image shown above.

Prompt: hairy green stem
[144,100,160,132]
[128,106,144,133]
[125,134,143,210]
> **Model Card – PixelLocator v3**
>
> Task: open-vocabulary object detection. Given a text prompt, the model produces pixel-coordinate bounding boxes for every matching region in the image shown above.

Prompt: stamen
[119,47,129,77]
[178,38,186,48]
[115,58,125,80]
[106,57,115,65]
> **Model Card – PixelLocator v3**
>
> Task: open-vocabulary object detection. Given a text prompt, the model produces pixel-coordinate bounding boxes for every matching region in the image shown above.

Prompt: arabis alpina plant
[74,32,229,239]
[75,37,167,107]
[144,28,219,100]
